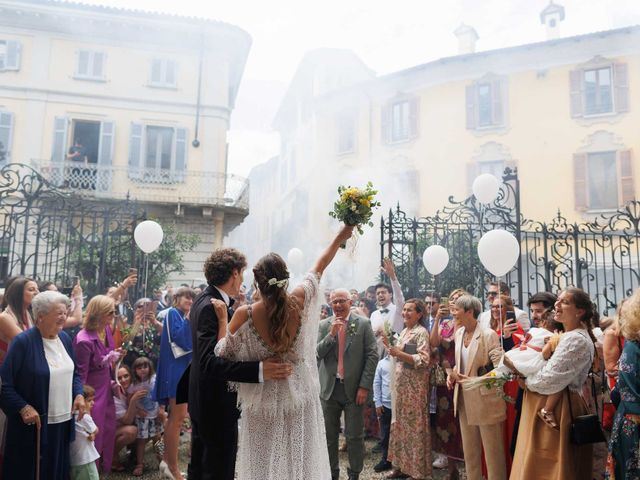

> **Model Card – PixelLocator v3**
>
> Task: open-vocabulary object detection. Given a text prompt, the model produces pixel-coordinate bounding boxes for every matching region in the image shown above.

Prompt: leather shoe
[374,460,392,472]
[347,474,359,480]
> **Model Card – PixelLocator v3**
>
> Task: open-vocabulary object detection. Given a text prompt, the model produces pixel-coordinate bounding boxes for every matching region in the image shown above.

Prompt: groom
[317,288,378,480]
[178,247,293,480]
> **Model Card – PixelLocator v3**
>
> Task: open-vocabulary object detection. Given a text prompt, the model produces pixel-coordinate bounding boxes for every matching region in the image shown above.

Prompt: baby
[462,327,563,429]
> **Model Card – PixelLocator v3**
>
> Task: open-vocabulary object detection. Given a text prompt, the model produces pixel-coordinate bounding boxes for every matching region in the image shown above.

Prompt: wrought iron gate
[381,168,639,315]
[0,163,146,297]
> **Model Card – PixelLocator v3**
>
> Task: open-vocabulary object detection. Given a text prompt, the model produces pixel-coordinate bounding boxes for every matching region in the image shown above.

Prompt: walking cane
[35,421,41,480]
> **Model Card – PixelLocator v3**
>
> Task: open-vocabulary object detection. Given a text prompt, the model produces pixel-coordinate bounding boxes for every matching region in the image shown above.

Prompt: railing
[30,160,250,210]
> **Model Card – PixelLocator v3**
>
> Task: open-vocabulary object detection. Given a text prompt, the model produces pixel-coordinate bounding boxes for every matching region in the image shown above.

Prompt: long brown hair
[253,253,301,353]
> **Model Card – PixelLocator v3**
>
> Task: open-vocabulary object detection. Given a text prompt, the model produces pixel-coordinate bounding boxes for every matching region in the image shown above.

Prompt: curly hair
[253,253,301,354]
[620,288,640,341]
[203,248,247,286]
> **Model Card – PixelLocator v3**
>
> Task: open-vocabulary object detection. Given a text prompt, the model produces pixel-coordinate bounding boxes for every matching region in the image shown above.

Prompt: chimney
[540,1,565,40]
[454,23,479,54]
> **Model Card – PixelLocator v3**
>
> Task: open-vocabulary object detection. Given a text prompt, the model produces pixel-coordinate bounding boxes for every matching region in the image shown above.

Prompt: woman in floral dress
[430,289,465,480]
[606,288,640,480]
[385,299,432,480]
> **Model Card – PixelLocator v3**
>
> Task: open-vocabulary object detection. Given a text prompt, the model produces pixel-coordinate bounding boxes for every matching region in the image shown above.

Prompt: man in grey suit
[317,288,378,480]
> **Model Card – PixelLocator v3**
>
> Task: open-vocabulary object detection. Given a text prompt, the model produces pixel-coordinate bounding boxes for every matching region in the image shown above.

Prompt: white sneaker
[432,454,448,469]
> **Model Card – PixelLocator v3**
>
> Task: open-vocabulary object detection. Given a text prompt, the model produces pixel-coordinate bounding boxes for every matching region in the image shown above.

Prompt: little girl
[462,327,564,429]
[128,356,165,476]
[70,385,100,480]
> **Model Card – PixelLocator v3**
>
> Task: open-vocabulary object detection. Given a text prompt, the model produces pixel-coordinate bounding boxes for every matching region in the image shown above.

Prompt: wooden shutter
[569,69,583,118]
[174,127,187,182]
[92,52,104,78]
[5,40,21,70]
[467,162,479,196]
[573,153,588,211]
[618,149,635,205]
[409,97,419,138]
[96,121,115,192]
[491,79,505,126]
[77,51,89,76]
[465,85,477,129]
[0,112,14,162]
[613,63,629,113]
[381,104,390,144]
[151,59,162,84]
[128,123,143,179]
[166,60,176,86]
[51,116,68,163]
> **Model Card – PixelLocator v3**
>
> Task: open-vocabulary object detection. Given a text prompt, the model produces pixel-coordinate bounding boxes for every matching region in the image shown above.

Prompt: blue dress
[153,307,192,403]
[606,339,640,479]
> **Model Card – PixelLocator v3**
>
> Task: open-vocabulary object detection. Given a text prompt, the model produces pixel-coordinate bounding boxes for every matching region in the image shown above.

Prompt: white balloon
[477,229,520,277]
[134,220,164,253]
[472,174,501,204]
[287,248,304,273]
[422,245,449,275]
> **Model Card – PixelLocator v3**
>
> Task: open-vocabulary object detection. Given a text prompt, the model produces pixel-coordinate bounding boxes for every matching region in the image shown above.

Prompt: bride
[212,224,354,480]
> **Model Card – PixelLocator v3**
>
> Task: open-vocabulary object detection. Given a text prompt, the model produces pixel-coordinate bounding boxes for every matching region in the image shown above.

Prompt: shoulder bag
[566,374,606,445]
[167,311,191,359]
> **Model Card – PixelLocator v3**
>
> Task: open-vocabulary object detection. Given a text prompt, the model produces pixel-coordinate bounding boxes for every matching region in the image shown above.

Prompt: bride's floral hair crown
[267,277,289,288]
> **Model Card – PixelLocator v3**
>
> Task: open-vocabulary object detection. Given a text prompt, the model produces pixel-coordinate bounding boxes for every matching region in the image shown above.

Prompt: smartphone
[60,286,73,296]
[128,267,138,276]
[70,276,79,285]
[506,310,516,322]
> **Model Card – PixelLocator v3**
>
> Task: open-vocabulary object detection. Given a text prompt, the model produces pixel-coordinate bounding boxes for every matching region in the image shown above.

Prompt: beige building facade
[0,0,251,284]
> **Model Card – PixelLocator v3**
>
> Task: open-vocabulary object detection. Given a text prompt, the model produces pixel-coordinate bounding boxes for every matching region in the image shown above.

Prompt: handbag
[566,377,606,445]
[601,368,617,431]
[430,363,447,387]
[167,311,191,359]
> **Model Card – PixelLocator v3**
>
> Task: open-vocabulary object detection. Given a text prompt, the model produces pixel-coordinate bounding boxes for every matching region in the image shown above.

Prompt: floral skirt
[605,412,640,479]
[135,417,163,439]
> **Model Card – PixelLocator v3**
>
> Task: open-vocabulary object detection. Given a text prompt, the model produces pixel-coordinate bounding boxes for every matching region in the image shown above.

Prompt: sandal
[537,408,559,430]
[133,464,144,477]
[111,463,126,472]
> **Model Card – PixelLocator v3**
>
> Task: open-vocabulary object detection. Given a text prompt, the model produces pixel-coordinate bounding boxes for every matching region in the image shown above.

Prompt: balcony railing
[30,160,249,211]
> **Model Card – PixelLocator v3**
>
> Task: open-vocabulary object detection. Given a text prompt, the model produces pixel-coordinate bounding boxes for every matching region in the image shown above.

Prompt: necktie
[226,298,235,320]
[380,308,389,314]
[337,322,347,379]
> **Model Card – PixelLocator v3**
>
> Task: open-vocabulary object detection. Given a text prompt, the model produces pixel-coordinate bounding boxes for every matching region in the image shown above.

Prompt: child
[70,385,100,480]
[372,355,393,473]
[129,356,165,477]
[462,327,564,429]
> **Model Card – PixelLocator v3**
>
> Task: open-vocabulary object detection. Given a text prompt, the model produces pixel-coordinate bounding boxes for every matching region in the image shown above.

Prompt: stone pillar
[213,210,225,248]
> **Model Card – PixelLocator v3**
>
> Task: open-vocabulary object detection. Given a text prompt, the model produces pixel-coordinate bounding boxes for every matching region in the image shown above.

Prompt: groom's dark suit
[179,285,260,480]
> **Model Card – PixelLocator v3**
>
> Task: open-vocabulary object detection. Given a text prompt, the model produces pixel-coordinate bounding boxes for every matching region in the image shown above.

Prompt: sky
[81,0,640,176]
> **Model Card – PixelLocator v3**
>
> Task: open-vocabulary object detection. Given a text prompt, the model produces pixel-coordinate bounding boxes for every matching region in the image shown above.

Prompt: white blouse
[525,328,594,395]
[43,336,74,424]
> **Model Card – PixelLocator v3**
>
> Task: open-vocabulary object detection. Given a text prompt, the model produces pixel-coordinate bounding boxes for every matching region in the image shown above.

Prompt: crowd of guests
[0,261,638,480]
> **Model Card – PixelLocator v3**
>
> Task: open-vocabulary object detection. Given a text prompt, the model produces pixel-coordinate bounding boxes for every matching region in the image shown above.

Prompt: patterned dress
[606,339,640,480]
[432,318,464,461]
[388,324,432,479]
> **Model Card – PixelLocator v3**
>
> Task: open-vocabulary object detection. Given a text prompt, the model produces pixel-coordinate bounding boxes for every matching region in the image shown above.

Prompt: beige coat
[453,324,506,425]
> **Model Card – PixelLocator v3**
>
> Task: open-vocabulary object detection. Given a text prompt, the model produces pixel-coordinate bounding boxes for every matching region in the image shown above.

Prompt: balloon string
[144,254,149,299]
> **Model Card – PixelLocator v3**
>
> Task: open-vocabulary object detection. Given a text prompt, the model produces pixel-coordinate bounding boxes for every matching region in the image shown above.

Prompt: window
[570,62,628,118]
[0,112,14,163]
[574,150,634,211]
[381,98,419,144]
[478,160,505,178]
[75,50,106,80]
[150,59,177,87]
[466,77,506,130]
[128,124,187,182]
[337,112,356,153]
[0,40,21,71]
[584,68,613,115]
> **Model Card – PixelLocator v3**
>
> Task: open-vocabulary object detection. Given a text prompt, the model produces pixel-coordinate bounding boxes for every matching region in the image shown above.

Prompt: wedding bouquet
[461,370,517,403]
[329,181,381,234]
[383,320,399,347]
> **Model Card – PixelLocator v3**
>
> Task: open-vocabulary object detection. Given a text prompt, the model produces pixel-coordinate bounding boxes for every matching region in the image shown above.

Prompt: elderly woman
[153,286,195,480]
[510,288,596,479]
[384,298,432,480]
[0,291,85,479]
[448,294,506,480]
[73,294,121,473]
[605,289,640,479]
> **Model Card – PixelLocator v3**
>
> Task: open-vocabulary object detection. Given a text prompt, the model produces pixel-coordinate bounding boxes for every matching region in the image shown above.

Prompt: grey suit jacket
[317,312,378,402]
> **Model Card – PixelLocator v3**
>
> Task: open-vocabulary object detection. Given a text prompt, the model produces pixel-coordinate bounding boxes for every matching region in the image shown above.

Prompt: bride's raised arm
[291,224,354,303]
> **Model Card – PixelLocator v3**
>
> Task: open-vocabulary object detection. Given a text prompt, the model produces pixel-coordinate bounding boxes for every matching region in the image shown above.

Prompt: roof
[7,0,249,34]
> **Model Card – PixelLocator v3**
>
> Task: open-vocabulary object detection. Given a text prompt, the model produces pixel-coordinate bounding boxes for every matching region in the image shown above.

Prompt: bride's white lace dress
[214,272,331,480]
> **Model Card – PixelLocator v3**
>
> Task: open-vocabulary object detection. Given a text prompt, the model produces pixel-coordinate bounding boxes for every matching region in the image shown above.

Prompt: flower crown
[267,277,289,288]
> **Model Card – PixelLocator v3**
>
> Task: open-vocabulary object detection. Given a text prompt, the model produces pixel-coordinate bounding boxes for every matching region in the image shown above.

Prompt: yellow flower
[359,199,370,207]
[488,371,497,377]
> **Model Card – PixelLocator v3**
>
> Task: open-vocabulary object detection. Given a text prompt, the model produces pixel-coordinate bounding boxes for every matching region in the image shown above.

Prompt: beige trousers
[458,396,507,480]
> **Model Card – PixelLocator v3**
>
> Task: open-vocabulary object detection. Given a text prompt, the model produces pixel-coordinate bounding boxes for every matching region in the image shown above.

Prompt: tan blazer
[453,324,506,425]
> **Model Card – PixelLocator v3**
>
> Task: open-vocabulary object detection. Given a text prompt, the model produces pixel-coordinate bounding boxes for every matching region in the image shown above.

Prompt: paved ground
[104,434,608,479]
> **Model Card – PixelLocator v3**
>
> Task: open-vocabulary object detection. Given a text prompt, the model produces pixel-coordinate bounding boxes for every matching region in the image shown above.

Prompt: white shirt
[479,306,531,332]
[369,276,405,335]
[461,340,471,374]
[70,413,100,466]
[43,337,74,424]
